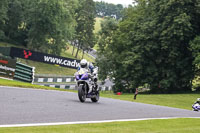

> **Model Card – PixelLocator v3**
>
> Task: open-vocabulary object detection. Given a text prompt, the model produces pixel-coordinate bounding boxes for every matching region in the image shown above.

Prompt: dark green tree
[98,0,200,93]
[189,2,200,85]
[74,0,96,58]
[143,0,200,92]
[4,0,27,45]
[190,36,200,67]
[0,0,8,40]
[95,1,124,19]
[26,0,76,55]
[96,17,118,80]
[190,36,200,90]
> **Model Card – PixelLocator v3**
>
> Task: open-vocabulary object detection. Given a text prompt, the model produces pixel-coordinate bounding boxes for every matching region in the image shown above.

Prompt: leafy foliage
[95,1,124,19]
[74,0,96,58]
[26,0,76,55]
[190,36,200,67]
[97,0,200,93]
[1,0,78,56]
[190,36,200,90]
[4,0,26,45]
[0,0,8,40]
[96,17,118,80]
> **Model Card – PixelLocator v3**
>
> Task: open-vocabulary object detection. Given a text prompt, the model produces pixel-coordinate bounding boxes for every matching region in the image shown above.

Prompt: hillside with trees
[1,0,200,93]
[0,0,96,58]
[96,0,200,93]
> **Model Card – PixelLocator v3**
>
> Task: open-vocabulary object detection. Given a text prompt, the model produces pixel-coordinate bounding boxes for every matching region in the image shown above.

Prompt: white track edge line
[1,117,200,128]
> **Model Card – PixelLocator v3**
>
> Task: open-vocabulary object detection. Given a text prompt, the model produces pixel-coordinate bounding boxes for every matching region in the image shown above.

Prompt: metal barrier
[14,62,35,83]
[33,74,76,89]
[33,74,113,91]
[34,83,77,90]
[34,74,75,83]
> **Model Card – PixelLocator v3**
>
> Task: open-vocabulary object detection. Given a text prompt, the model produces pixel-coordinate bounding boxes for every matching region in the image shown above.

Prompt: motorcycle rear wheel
[91,91,99,102]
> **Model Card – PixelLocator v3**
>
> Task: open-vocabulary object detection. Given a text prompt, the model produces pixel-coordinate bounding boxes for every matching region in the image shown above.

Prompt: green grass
[94,17,103,34]
[101,91,200,110]
[0,78,76,93]
[0,118,200,133]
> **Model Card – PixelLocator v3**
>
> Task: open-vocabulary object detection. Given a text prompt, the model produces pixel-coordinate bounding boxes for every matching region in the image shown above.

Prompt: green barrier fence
[14,62,35,83]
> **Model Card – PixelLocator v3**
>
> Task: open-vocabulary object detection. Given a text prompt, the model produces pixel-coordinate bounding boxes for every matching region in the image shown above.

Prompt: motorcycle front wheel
[78,85,86,102]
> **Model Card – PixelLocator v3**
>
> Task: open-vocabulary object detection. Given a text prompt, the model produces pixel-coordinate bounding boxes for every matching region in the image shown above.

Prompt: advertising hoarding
[0,56,16,79]
[10,47,80,69]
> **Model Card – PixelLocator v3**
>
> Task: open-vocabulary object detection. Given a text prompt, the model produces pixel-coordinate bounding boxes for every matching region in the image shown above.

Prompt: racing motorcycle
[75,68,99,103]
[192,103,200,111]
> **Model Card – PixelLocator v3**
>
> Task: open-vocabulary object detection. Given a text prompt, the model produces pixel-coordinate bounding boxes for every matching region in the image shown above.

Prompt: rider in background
[192,98,200,111]
[194,98,200,104]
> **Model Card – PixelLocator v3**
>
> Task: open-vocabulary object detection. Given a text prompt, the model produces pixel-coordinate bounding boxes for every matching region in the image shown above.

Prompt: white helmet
[80,59,87,68]
[197,98,200,102]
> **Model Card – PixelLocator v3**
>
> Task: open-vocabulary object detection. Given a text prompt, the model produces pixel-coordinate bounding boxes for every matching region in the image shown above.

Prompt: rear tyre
[78,85,86,102]
[91,91,99,102]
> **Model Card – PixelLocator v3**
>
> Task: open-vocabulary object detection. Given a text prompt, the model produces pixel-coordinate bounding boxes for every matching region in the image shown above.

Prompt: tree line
[0,0,96,57]
[96,0,200,93]
[95,1,124,19]
[2,0,200,93]
[0,0,124,58]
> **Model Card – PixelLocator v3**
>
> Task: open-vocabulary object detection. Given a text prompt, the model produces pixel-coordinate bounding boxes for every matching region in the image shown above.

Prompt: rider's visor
[81,64,87,68]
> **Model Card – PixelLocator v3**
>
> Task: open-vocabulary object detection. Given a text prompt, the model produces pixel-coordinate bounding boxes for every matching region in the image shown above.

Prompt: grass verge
[100,91,200,110]
[0,118,200,133]
[0,78,76,93]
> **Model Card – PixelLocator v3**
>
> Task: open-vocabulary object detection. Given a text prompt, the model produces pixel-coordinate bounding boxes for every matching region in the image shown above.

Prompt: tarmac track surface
[0,86,200,125]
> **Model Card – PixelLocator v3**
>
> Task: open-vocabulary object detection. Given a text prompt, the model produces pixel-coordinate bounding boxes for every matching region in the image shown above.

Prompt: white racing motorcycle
[192,103,200,111]
[192,98,200,112]
[75,68,99,103]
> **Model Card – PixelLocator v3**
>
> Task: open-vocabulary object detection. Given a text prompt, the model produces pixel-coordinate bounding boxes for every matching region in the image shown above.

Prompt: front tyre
[78,85,86,102]
[91,91,99,102]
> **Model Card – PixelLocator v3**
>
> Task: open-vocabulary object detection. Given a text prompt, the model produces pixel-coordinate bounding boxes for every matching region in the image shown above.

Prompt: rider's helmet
[197,98,200,102]
[80,59,87,68]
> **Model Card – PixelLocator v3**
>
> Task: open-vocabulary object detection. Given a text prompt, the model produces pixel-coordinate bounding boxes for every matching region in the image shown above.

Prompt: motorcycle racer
[192,98,200,111]
[194,98,200,105]
[75,59,100,102]
[78,59,94,74]
[77,59,97,93]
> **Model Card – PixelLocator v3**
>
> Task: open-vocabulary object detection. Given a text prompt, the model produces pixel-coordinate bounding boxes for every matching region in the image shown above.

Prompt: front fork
[77,82,87,95]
